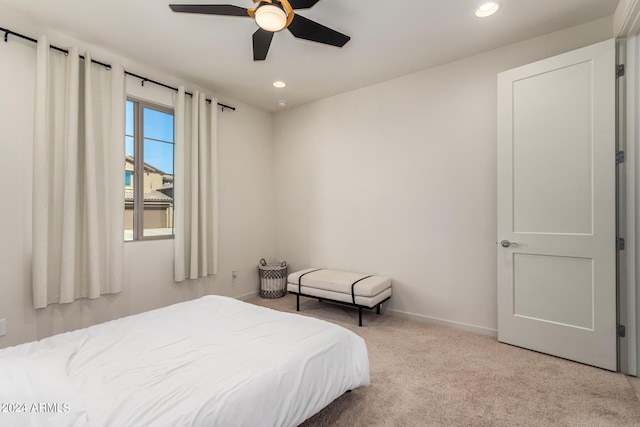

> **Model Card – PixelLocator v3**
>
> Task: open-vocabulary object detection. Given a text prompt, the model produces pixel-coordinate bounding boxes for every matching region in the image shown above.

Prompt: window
[124,98,175,241]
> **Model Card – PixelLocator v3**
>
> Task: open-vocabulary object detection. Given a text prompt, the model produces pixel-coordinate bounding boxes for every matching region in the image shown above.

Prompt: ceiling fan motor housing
[255,1,289,32]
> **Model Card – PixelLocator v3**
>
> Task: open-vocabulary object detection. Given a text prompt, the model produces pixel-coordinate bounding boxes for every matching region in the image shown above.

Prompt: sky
[125,100,175,175]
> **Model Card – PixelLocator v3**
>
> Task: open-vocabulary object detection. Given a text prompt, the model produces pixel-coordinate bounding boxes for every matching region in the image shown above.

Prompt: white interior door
[497,39,617,371]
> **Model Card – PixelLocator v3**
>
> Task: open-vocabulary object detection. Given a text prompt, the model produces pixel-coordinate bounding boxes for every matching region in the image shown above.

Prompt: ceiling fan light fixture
[255,2,288,32]
[475,2,500,17]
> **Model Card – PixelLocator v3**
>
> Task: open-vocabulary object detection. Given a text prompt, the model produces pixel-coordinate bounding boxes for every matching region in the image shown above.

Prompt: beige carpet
[247,294,640,427]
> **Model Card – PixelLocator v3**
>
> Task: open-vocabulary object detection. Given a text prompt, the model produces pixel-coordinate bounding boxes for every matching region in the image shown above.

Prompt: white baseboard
[235,291,498,337]
[386,308,498,337]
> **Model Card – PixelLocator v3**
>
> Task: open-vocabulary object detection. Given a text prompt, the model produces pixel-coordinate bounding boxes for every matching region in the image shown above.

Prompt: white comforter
[0,296,370,427]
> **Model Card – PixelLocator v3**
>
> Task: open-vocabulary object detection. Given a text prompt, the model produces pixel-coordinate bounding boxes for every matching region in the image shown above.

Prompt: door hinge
[616,151,625,164]
[617,64,625,78]
[617,237,626,251]
[617,324,626,337]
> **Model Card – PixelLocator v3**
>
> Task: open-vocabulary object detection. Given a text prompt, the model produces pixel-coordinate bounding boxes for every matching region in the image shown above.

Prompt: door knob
[500,240,518,248]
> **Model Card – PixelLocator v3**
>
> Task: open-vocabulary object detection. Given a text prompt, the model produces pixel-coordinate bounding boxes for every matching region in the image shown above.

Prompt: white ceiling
[0,0,619,112]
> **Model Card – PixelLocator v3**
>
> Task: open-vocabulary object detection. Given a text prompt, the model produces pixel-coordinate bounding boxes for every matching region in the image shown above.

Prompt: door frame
[615,0,640,377]
[618,37,638,376]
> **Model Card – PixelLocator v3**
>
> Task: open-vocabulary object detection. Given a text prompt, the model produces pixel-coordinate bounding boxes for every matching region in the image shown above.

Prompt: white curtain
[32,36,126,309]
[174,87,219,282]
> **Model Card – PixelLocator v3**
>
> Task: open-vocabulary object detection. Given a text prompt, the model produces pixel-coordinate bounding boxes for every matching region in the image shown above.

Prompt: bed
[0,296,370,427]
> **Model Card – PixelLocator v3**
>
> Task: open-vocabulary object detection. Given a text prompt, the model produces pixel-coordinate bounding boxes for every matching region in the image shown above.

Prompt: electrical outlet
[0,319,5,337]
[232,270,238,281]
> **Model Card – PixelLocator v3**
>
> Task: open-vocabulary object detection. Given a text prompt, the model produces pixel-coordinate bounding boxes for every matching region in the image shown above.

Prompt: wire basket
[258,258,288,299]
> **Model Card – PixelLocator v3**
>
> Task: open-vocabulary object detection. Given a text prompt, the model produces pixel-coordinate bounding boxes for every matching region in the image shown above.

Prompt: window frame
[126,96,175,242]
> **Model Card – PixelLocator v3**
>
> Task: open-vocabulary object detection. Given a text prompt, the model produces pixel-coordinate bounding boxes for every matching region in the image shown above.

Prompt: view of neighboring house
[124,155,174,237]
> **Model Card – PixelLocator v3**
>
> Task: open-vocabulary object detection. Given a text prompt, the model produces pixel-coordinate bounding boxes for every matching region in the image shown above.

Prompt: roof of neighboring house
[125,155,169,176]
[125,189,173,203]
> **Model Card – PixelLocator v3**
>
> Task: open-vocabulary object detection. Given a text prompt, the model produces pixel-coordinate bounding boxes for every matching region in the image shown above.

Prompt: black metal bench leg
[377,304,381,315]
[296,294,300,311]
[358,308,362,327]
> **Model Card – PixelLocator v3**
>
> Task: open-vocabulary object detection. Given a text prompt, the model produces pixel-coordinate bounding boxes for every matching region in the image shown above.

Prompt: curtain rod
[1,26,236,112]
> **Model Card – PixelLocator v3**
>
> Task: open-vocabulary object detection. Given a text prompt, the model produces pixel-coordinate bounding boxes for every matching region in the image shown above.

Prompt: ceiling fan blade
[287,14,350,47]
[253,28,275,61]
[169,4,250,16]
[288,0,321,10]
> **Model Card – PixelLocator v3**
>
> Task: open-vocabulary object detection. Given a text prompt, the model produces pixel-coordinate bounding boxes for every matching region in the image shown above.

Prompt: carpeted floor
[247,294,640,427]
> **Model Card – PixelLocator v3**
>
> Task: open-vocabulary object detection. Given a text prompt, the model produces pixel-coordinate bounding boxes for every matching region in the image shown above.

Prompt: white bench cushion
[287,268,391,298]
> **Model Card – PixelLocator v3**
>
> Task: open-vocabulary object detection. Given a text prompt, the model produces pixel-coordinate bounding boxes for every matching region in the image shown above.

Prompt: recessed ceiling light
[273,81,286,88]
[277,100,287,107]
[475,2,500,17]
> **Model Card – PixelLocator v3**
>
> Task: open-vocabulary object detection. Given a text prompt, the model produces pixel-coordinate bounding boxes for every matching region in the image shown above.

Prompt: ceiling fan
[169,0,351,61]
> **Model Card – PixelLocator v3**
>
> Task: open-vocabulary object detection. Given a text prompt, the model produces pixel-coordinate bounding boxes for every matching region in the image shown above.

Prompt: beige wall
[125,161,166,192]
[272,18,614,335]
[0,6,275,348]
[143,172,164,193]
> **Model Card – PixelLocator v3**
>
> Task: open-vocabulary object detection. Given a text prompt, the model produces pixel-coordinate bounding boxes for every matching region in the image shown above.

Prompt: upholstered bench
[287,268,392,326]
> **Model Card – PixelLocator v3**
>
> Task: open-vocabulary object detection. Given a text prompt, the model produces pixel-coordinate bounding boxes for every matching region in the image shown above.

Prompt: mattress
[0,296,370,427]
